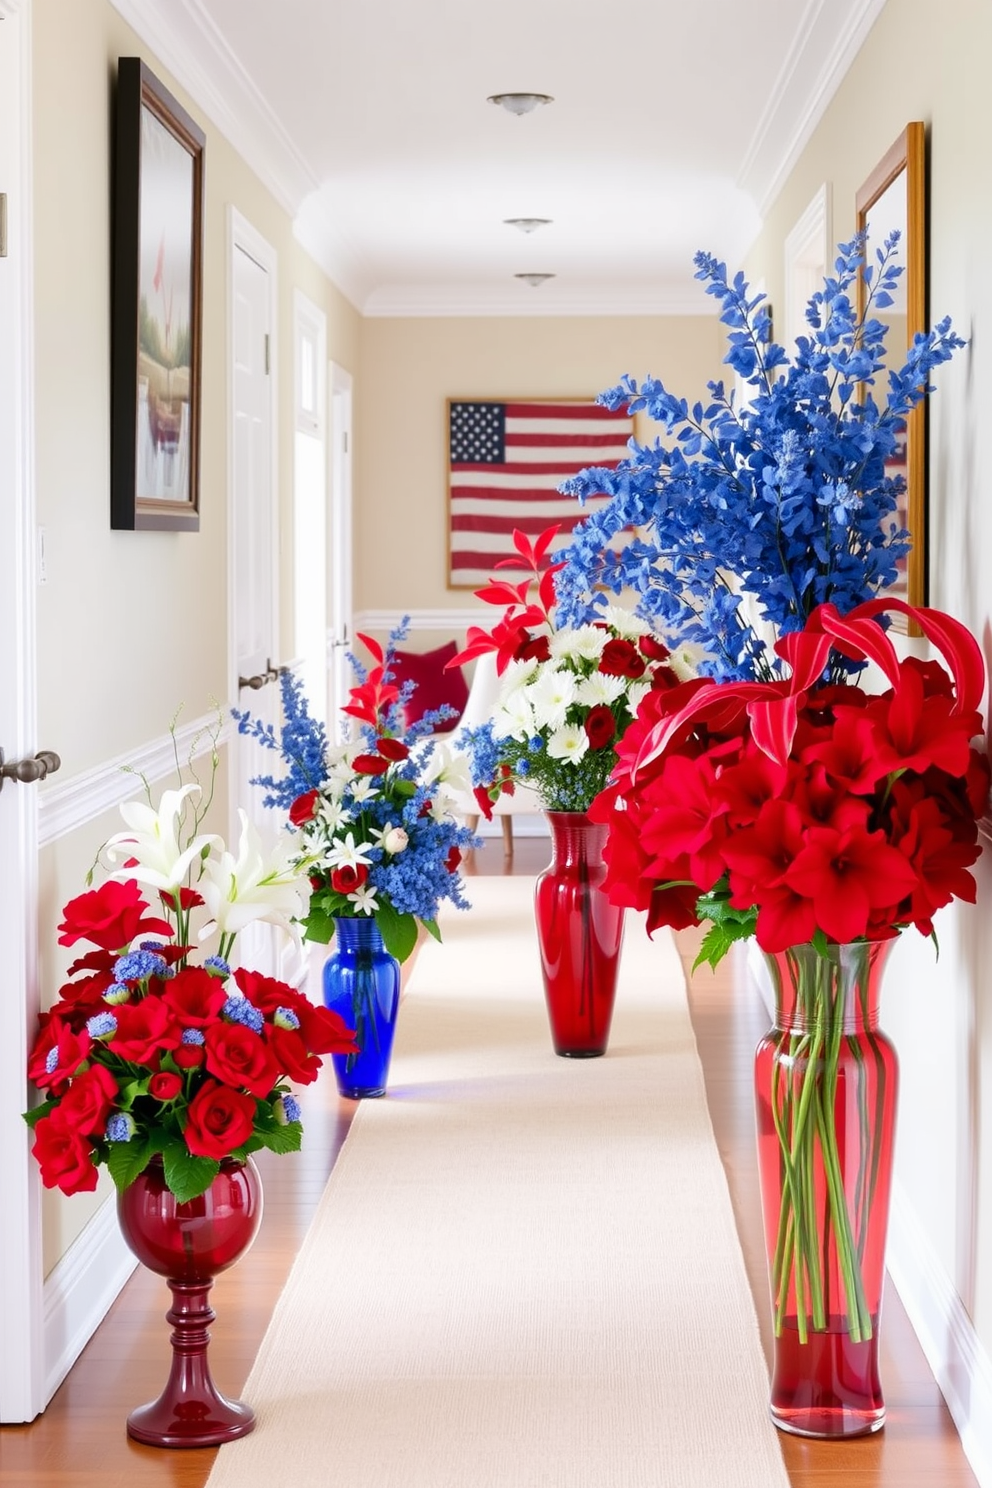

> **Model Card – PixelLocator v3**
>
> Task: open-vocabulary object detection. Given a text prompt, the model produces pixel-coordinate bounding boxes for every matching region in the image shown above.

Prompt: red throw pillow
[390,642,469,734]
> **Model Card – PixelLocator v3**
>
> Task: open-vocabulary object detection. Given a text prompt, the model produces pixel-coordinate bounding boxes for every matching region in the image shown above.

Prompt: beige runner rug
[206,875,788,1488]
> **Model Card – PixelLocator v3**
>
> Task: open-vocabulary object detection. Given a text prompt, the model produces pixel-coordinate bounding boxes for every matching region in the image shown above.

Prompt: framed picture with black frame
[111,57,205,531]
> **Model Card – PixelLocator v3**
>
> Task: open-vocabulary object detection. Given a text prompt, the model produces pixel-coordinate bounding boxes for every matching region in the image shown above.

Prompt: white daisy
[546,723,590,763]
[527,667,576,731]
[575,672,626,707]
[603,604,651,639]
[626,679,652,716]
[669,646,698,682]
[494,685,536,741]
[549,624,607,662]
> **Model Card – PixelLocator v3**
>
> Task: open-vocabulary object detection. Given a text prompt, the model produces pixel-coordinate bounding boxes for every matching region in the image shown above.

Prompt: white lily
[104,784,219,893]
[199,810,311,941]
[324,830,374,872]
[349,883,380,916]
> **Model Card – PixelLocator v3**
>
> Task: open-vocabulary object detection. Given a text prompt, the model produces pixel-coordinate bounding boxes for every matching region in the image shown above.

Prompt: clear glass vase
[754,939,898,1438]
[322,916,401,1098]
[534,811,625,1057]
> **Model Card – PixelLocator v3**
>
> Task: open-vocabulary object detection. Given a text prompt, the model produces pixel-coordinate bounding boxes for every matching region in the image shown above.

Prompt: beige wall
[354,315,724,618]
[743,0,992,1360]
[31,0,360,1268]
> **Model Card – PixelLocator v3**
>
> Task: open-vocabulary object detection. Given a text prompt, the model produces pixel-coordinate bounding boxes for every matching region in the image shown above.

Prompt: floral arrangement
[24,775,357,1202]
[234,631,479,963]
[592,595,988,1345]
[554,234,965,681]
[450,525,693,814]
[592,595,988,963]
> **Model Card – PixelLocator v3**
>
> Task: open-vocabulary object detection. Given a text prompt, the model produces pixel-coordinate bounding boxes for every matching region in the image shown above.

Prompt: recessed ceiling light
[515,273,556,287]
[488,92,554,116]
[504,218,553,234]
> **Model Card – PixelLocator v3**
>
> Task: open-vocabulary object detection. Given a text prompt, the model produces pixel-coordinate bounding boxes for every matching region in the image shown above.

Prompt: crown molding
[738,0,889,216]
[359,283,711,319]
[107,0,317,216]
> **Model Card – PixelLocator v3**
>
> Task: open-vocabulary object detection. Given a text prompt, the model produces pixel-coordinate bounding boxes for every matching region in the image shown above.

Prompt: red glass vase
[116,1155,263,1448]
[754,940,898,1438]
[534,811,624,1057]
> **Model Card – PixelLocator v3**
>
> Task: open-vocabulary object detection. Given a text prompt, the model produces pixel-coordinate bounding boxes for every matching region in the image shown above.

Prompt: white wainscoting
[351,608,489,638]
[36,713,227,1404]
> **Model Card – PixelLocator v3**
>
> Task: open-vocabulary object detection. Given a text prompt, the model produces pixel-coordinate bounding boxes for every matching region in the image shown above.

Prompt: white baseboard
[887,1180,992,1488]
[43,1196,136,1405]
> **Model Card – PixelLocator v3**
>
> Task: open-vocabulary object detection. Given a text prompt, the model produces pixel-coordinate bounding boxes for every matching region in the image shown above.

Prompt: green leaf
[302,904,337,945]
[256,1121,303,1155]
[422,918,442,943]
[392,778,417,798]
[374,900,419,963]
[107,1134,158,1193]
[22,1100,56,1129]
[161,1142,220,1203]
[693,917,753,972]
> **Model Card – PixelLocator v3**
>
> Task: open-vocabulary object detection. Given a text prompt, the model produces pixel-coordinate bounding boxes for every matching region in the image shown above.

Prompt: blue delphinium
[555,233,964,681]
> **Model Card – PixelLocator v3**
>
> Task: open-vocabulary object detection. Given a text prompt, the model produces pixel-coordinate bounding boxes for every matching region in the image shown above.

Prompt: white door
[228,212,285,977]
[0,0,46,1424]
[328,363,354,739]
[293,290,327,724]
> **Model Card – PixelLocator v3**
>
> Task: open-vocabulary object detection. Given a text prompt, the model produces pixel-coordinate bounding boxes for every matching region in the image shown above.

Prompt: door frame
[328,361,353,737]
[226,205,279,738]
[0,0,45,1424]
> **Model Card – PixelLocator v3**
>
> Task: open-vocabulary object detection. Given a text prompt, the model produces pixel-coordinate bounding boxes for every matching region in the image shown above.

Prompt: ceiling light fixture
[515,273,556,287]
[504,218,553,234]
[487,92,554,116]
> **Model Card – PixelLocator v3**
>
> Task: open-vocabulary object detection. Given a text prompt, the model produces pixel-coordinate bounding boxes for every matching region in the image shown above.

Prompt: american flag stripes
[447,399,634,588]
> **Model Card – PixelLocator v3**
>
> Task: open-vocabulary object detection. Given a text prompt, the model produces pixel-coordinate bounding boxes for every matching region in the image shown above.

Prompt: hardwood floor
[0,832,978,1487]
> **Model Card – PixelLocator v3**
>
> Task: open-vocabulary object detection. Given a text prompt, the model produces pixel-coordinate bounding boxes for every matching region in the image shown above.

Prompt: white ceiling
[110,0,887,316]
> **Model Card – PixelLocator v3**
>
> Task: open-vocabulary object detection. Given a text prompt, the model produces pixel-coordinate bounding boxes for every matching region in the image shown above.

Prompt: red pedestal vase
[754,940,898,1438]
[534,811,625,1057]
[116,1155,263,1447]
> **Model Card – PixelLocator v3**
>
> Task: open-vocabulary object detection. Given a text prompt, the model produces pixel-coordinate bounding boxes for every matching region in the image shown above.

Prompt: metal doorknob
[237,659,288,691]
[0,747,62,791]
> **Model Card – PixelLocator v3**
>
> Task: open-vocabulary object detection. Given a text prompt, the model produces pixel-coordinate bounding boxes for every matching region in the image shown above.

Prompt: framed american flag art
[446,398,634,589]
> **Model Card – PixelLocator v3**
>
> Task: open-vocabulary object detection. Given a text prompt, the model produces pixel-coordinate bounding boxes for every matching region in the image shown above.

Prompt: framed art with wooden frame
[856,121,927,632]
[111,57,205,531]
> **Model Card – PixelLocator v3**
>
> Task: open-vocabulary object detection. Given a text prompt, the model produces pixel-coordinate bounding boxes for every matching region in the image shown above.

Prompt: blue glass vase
[322,917,401,1099]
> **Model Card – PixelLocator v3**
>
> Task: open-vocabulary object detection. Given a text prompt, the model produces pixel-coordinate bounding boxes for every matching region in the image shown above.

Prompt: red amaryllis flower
[352,754,390,776]
[584,704,616,750]
[599,637,646,678]
[183,1080,256,1160]
[785,823,919,944]
[31,1110,99,1195]
[57,879,172,950]
[58,1063,119,1137]
[330,862,369,895]
[28,1020,92,1095]
[107,997,180,1064]
[289,789,321,825]
[204,1022,279,1099]
[377,736,410,761]
[148,1070,184,1102]
[163,965,227,1026]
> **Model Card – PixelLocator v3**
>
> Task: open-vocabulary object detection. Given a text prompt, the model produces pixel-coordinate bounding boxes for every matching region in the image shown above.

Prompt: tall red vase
[116,1155,263,1447]
[754,940,898,1438]
[534,811,624,1057]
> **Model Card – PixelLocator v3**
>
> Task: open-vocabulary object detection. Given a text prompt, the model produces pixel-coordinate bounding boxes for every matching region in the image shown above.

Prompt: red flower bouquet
[25,871,358,1202]
[594,597,989,962]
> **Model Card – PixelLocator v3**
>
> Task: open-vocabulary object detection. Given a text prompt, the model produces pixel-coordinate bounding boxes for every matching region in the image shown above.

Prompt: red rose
[376,737,410,761]
[163,965,227,1026]
[294,1002,359,1056]
[289,789,321,826]
[28,1019,92,1096]
[205,1022,279,1098]
[160,885,204,912]
[149,1071,184,1101]
[352,754,390,776]
[639,635,670,661]
[515,635,552,663]
[108,997,180,1064]
[584,705,616,750]
[330,863,368,894]
[174,1043,205,1069]
[57,948,118,1004]
[232,967,297,1015]
[57,878,172,950]
[267,1024,322,1085]
[599,638,646,679]
[31,1110,99,1195]
[58,1063,119,1137]
[183,1080,256,1160]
